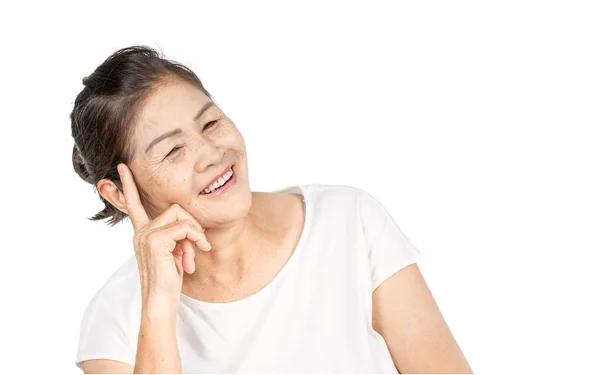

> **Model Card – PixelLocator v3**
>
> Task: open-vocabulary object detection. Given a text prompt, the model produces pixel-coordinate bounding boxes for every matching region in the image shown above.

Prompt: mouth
[199,165,236,196]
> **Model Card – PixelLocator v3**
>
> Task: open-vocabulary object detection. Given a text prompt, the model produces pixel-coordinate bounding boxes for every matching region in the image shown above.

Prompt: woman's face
[127,79,252,226]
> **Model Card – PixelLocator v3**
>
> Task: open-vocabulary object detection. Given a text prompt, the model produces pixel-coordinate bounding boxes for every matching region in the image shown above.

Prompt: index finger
[117,163,150,232]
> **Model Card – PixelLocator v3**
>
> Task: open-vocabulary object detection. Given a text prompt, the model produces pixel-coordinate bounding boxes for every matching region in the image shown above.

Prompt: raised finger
[117,163,151,232]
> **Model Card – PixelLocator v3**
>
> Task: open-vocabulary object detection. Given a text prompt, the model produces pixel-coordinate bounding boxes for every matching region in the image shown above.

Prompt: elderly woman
[72,45,472,374]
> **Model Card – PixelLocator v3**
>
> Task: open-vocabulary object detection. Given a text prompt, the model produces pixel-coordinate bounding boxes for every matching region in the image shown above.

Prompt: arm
[132,308,182,373]
[81,308,181,374]
[79,164,208,374]
[372,263,473,374]
[81,359,133,374]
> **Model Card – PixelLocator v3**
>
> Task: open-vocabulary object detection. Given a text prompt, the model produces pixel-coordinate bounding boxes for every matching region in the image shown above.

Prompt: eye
[203,120,218,130]
[164,146,183,159]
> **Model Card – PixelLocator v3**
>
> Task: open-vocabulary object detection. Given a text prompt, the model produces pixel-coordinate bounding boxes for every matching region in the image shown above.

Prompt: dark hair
[70,45,215,226]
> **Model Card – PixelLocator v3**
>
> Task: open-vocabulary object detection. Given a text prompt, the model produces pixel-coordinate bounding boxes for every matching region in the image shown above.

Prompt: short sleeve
[358,189,423,292]
[75,292,136,370]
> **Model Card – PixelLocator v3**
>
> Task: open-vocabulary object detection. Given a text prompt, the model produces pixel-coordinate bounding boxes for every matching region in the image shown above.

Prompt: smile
[199,166,236,196]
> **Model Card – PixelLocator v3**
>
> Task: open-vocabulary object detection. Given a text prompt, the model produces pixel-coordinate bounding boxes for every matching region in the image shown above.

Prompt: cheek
[138,164,195,213]
[154,171,194,201]
[214,127,244,154]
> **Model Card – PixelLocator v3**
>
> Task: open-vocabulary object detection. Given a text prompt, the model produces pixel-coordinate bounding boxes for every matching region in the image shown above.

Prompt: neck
[182,203,268,290]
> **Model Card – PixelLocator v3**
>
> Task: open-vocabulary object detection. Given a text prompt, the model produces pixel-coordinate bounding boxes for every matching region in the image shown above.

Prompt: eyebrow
[145,101,216,154]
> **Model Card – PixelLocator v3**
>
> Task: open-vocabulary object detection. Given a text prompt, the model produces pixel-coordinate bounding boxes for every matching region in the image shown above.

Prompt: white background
[1,1,599,373]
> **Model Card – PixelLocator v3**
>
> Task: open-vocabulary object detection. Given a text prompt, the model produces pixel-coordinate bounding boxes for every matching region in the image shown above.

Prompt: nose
[192,136,224,173]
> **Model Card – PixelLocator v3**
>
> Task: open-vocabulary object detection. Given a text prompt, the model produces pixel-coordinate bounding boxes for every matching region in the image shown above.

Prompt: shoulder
[302,183,385,221]
[304,183,414,257]
[264,183,373,222]
[302,183,374,208]
[80,255,141,329]
[76,256,141,368]
[91,256,140,304]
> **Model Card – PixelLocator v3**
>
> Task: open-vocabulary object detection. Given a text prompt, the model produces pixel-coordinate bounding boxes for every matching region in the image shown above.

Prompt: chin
[192,189,253,224]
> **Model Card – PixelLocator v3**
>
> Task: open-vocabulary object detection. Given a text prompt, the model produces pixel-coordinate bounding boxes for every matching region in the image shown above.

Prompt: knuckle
[147,234,161,249]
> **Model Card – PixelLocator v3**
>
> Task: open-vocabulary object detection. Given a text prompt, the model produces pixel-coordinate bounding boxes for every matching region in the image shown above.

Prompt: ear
[96,179,129,215]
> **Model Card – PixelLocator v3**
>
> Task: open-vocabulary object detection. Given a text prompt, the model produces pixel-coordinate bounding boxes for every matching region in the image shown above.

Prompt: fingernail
[117,164,123,174]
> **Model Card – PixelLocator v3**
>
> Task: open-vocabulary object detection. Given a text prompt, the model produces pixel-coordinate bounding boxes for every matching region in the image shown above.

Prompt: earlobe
[96,179,129,215]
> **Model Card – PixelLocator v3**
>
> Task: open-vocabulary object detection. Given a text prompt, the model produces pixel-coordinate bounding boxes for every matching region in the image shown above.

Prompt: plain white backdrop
[1,1,598,373]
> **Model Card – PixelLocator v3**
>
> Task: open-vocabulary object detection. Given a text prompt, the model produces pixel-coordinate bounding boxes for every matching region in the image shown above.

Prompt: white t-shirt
[75,183,423,373]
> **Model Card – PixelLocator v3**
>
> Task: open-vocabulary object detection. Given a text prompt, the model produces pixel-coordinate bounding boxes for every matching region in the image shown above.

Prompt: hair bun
[72,144,94,184]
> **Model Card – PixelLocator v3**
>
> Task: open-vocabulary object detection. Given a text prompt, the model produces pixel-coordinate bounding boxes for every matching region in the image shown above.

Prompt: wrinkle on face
[121,79,248,226]
[139,136,185,185]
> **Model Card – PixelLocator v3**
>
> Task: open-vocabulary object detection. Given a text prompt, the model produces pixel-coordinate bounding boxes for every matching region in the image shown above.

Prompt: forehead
[137,80,209,133]
[130,80,211,154]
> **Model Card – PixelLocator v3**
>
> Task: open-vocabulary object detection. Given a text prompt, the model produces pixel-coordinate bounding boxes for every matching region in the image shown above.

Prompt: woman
[72,45,472,374]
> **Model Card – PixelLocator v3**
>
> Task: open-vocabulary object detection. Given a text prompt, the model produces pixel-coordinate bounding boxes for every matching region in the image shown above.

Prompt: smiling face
[127,78,252,226]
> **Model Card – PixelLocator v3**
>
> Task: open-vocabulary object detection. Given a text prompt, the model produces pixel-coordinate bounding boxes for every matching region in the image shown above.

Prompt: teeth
[201,169,233,194]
